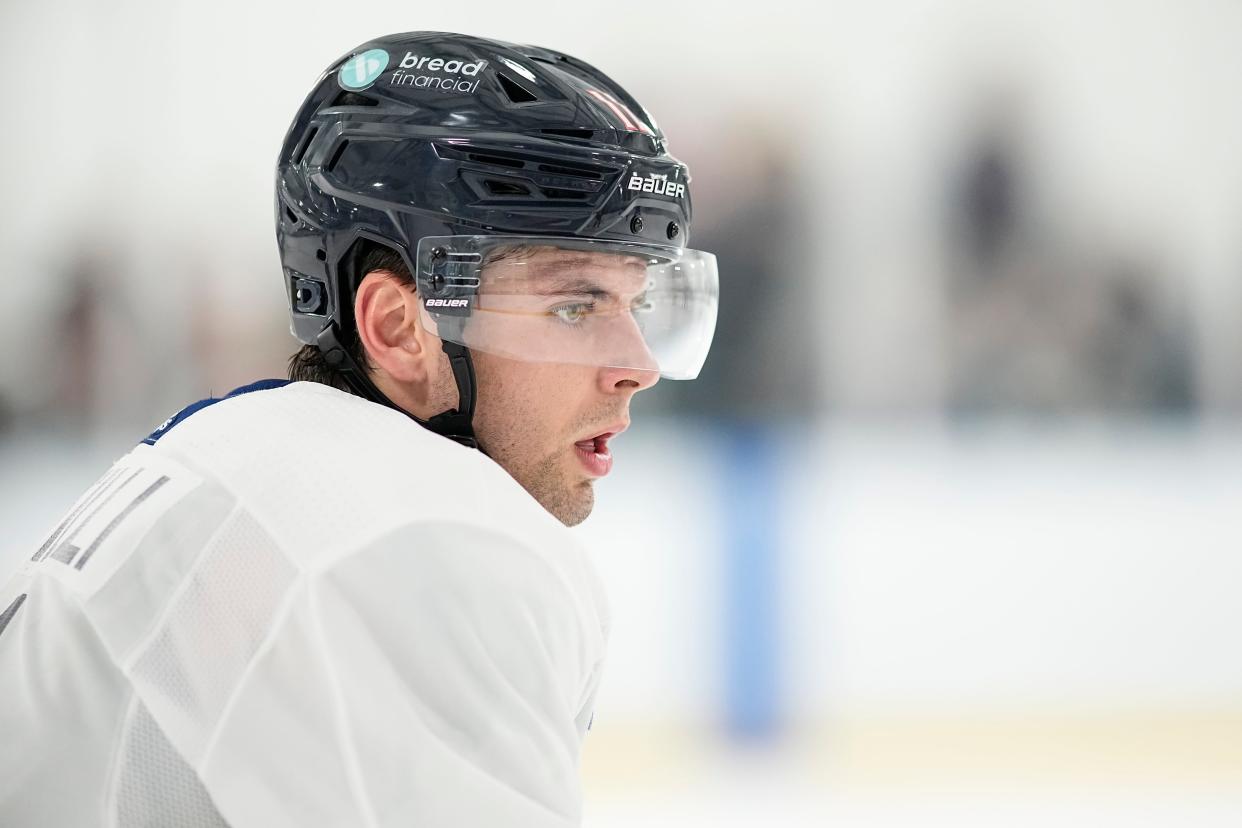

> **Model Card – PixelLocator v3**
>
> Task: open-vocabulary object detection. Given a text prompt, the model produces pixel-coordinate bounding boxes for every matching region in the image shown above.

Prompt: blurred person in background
[946,90,1194,416]
[0,31,717,827]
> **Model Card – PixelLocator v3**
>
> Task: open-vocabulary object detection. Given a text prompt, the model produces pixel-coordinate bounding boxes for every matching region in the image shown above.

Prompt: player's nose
[598,362,660,394]
[597,312,660,393]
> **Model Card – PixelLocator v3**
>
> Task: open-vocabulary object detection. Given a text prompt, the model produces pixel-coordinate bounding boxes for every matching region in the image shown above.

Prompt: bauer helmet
[276,31,719,447]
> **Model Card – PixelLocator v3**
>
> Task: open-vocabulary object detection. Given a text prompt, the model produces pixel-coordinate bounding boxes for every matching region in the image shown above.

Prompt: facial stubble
[471,357,606,527]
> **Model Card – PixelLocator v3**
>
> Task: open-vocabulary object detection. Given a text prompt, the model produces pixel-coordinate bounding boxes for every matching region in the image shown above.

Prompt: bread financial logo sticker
[389,52,489,95]
[338,49,390,91]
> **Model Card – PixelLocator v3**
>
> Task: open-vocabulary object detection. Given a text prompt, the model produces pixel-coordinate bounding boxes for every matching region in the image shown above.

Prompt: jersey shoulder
[145,381,599,602]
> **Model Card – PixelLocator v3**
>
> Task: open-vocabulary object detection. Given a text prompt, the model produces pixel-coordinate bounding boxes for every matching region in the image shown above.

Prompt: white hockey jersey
[0,379,610,827]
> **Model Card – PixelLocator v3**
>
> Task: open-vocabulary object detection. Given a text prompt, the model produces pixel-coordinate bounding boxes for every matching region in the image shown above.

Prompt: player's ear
[354,270,434,384]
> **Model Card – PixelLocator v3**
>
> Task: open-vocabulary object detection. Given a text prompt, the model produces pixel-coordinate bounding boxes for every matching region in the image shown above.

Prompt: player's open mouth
[574,429,621,478]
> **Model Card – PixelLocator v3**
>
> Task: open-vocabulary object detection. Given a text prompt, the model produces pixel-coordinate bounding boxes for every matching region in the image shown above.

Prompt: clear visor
[414,235,719,380]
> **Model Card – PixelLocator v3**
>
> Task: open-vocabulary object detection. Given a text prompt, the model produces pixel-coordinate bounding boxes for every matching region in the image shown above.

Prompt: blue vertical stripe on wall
[721,422,781,740]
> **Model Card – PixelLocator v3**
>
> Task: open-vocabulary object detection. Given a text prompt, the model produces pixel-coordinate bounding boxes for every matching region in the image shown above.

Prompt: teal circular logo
[338,49,389,90]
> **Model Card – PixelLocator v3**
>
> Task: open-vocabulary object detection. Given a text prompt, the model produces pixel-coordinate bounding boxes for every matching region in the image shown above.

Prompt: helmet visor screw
[667,221,680,240]
[630,214,644,234]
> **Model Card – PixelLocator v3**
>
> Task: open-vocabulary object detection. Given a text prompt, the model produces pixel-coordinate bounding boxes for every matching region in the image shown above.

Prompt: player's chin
[553,480,595,527]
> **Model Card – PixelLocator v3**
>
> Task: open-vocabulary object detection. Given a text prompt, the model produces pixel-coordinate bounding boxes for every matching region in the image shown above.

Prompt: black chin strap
[315,325,479,450]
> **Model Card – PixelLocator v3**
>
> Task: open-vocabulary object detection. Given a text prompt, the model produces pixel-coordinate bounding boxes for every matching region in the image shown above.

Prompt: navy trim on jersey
[142,379,292,446]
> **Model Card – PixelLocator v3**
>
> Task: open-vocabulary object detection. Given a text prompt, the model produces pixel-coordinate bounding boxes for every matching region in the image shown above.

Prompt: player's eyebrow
[534,277,612,299]
[527,259,648,299]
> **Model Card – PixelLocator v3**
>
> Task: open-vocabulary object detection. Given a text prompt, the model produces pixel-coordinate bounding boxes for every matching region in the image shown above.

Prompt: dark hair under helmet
[276,32,710,448]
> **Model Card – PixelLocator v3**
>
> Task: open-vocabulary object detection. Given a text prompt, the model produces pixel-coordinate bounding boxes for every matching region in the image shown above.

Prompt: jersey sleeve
[197,520,604,828]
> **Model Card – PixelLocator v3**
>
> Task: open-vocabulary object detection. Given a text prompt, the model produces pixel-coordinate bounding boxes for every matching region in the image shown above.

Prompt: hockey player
[0,32,718,827]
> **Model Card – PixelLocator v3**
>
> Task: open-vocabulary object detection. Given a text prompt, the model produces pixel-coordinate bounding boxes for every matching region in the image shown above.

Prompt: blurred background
[3,1,1241,824]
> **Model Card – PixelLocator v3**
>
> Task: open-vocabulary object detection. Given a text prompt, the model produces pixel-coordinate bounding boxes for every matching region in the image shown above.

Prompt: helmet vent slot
[292,127,319,165]
[484,180,532,196]
[329,90,379,108]
[541,128,595,140]
[283,206,299,226]
[536,162,603,180]
[539,187,588,200]
[326,140,350,172]
[467,152,525,169]
[496,72,538,104]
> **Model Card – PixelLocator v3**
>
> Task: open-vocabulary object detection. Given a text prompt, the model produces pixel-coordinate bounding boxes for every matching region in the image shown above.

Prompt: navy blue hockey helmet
[275,32,718,446]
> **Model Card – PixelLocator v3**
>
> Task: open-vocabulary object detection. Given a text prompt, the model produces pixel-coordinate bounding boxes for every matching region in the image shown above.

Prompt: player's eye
[551,302,593,325]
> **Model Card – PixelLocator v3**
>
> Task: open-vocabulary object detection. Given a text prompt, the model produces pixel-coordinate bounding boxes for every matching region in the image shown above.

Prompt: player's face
[467,249,661,526]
